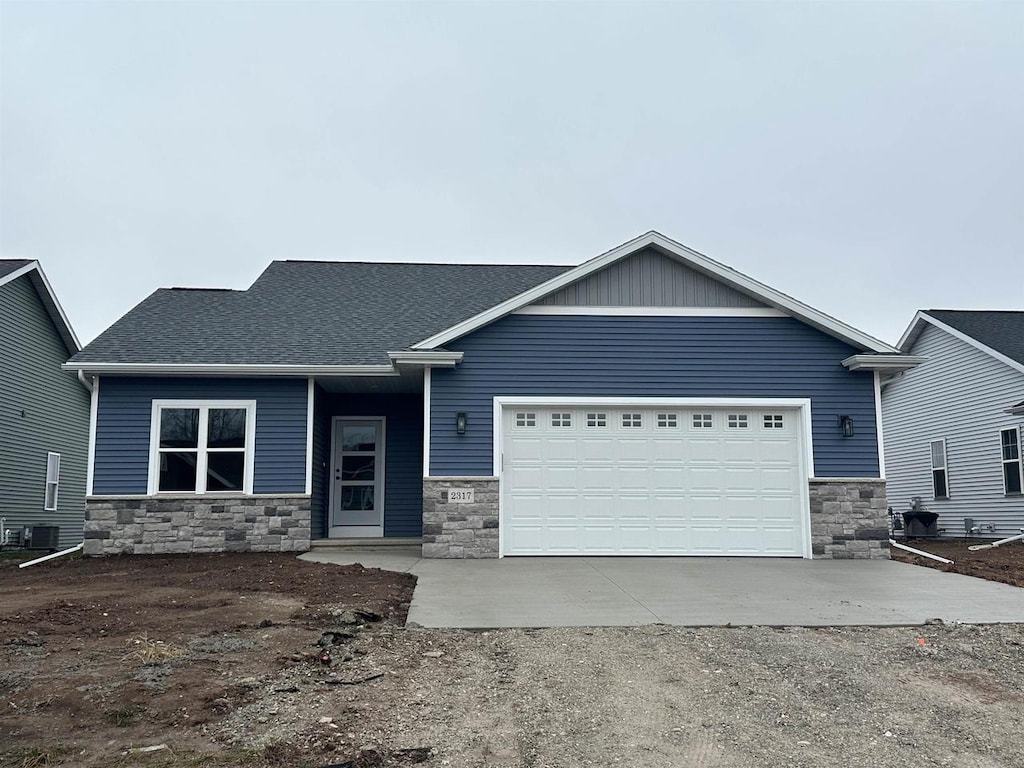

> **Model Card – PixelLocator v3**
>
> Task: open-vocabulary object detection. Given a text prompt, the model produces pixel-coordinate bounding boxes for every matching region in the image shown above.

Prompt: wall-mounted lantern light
[839,415,855,438]
[455,412,468,435]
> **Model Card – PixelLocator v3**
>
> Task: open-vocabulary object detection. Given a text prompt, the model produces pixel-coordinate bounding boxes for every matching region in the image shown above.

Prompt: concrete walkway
[300,547,1024,629]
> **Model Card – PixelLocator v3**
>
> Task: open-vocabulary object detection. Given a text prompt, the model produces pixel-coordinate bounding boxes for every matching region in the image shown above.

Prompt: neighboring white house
[882,310,1024,538]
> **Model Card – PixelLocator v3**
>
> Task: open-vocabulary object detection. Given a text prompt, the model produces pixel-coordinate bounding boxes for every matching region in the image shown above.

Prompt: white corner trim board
[413,231,901,354]
[86,376,99,496]
[305,378,314,495]
[422,367,432,477]
[874,370,886,480]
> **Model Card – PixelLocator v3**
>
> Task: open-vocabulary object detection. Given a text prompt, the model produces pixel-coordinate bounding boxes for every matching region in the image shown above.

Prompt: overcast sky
[2,1,1021,347]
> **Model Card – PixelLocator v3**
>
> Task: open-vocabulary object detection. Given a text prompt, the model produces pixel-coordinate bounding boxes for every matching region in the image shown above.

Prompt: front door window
[331,419,385,533]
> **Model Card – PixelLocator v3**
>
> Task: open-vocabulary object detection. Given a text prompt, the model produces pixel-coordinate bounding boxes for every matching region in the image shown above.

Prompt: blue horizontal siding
[93,377,308,495]
[315,393,423,538]
[430,315,879,478]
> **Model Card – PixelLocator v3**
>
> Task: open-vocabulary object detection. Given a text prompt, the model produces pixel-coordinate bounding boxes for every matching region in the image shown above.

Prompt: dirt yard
[891,538,1024,588]
[2,552,1023,768]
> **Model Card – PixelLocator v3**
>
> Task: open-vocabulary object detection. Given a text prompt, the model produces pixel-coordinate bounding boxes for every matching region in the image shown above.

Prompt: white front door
[501,405,809,557]
[329,418,386,537]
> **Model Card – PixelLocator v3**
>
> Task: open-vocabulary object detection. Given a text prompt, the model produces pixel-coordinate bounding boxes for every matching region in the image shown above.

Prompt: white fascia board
[387,350,463,367]
[1,261,82,352]
[909,312,1024,377]
[412,231,900,354]
[896,311,928,350]
[841,354,927,372]
[62,362,399,376]
[0,261,38,288]
[513,306,786,317]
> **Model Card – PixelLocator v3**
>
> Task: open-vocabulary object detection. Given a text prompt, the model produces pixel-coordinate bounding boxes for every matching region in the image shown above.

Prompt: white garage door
[501,405,808,556]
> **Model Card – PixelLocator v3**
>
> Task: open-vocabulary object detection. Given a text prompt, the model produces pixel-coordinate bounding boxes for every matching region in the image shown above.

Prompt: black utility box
[28,526,60,550]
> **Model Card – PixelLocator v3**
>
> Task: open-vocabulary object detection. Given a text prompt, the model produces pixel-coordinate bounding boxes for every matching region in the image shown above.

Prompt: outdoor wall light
[839,415,855,438]
[455,412,468,435]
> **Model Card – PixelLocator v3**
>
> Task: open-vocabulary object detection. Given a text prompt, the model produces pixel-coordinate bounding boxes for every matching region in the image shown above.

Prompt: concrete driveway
[301,547,1024,628]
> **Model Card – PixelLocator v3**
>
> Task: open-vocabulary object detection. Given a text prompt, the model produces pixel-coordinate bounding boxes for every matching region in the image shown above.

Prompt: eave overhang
[841,354,926,373]
[63,352,464,378]
[387,350,463,367]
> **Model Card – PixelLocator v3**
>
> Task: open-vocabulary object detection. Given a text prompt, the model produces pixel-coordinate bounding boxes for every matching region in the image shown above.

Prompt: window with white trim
[515,412,536,427]
[586,412,607,428]
[622,413,642,428]
[1000,428,1022,495]
[43,452,60,511]
[656,413,678,428]
[930,439,949,499]
[692,413,713,429]
[727,414,749,429]
[763,414,784,429]
[551,412,572,428]
[151,401,255,494]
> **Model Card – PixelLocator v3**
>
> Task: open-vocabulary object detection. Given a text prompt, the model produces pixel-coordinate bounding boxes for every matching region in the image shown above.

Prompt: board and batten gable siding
[883,322,1024,535]
[313,392,423,538]
[92,377,308,495]
[537,246,766,308]
[0,274,89,548]
[429,315,878,477]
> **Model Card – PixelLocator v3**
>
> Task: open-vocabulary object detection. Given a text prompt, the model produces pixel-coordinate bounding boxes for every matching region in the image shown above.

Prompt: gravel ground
[216,622,1024,768]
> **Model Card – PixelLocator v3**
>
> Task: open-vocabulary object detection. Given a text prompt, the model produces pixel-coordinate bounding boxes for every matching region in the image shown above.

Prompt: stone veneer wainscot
[83,495,311,556]
[422,477,890,560]
[422,477,499,558]
[809,479,890,559]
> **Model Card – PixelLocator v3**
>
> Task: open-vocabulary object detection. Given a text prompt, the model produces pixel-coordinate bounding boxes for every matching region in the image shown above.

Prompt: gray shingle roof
[0,259,34,279]
[70,261,572,366]
[926,310,1024,366]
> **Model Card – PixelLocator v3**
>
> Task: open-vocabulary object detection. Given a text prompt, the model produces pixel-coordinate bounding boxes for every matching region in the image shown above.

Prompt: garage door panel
[580,526,618,552]
[502,405,807,557]
[580,494,616,519]
[617,526,654,551]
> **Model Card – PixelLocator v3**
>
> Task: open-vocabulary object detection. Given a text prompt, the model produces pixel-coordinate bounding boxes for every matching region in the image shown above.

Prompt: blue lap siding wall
[312,391,423,539]
[429,315,879,477]
[92,377,308,495]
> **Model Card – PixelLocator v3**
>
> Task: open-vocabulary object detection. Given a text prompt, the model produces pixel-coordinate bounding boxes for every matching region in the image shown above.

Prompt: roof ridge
[276,259,574,268]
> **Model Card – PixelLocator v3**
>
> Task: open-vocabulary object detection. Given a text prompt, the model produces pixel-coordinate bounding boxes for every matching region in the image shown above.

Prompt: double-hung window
[149,401,256,494]
[930,439,948,499]
[1001,428,1023,495]
[44,452,60,511]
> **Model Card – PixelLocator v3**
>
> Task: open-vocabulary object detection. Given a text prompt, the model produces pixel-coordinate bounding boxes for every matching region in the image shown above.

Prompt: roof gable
[413,232,899,353]
[899,310,1024,376]
[0,260,81,355]
[534,245,768,309]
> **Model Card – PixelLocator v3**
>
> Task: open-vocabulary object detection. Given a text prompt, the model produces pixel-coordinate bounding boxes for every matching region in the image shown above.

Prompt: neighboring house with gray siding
[66,231,922,560]
[882,311,1024,538]
[0,260,91,549]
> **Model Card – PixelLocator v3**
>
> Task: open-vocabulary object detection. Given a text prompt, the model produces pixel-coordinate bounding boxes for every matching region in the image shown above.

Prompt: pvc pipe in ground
[890,539,954,564]
[18,542,83,568]
[968,531,1024,551]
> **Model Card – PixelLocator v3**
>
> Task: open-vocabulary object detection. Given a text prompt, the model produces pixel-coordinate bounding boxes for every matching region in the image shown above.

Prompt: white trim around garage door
[492,396,816,559]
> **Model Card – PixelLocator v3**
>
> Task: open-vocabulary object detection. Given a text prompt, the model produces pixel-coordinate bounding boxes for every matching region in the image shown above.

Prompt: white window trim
[930,438,949,499]
[147,400,257,495]
[1000,427,1023,496]
[44,452,61,511]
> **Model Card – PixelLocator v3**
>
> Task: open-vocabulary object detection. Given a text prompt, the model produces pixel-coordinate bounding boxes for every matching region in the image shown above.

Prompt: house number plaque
[446,488,475,504]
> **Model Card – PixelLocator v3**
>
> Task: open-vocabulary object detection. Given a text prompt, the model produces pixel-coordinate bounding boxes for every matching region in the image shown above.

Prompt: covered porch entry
[310,372,424,541]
